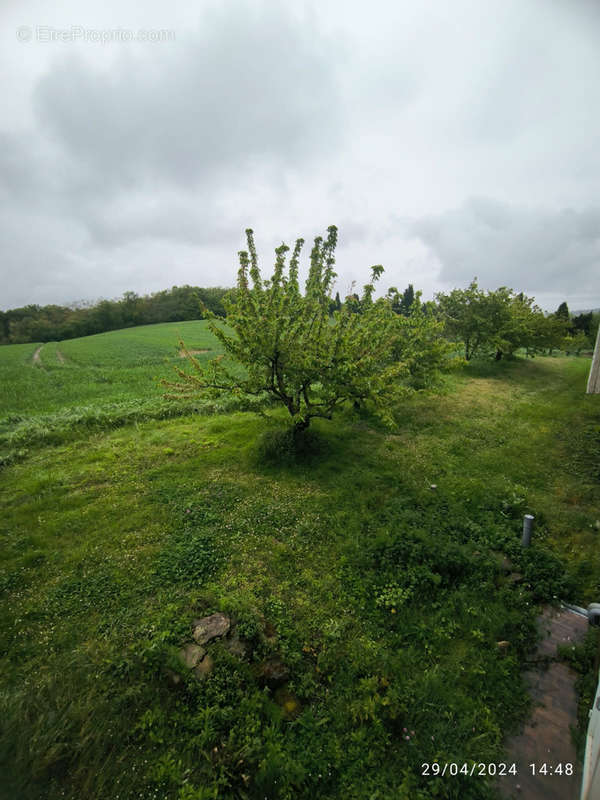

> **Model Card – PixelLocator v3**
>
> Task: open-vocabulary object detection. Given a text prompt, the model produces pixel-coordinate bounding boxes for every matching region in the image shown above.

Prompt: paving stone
[498,606,589,800]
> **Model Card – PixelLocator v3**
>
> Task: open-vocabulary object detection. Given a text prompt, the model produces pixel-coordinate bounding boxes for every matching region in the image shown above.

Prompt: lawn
[0,350,598,799]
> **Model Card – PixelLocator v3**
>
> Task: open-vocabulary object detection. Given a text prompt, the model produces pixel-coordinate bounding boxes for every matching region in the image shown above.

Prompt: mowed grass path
[0,353,598,799]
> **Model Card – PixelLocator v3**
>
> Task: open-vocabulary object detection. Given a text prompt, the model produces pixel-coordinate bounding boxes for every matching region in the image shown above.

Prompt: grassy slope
[0,322,257,457]
[0,354,599,800]
[0,321,222,416]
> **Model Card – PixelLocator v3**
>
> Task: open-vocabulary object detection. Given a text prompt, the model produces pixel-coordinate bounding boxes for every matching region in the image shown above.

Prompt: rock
[178,643,206,669]
[223,632,250,659]
[193,654,214,680]
[258,658,290,689]
[193,613,230,645]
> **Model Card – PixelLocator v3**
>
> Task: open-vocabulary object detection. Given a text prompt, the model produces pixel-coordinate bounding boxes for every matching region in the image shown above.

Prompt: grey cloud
[32,3,343,194]
[2,0,600,310]
[1,2,343,249]
[0,209,91,309]
[0,2,346,306]
[411,198,600,297]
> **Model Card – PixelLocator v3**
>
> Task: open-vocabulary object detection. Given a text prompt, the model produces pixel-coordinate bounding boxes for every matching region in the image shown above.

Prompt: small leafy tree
[436,280,566,361]
[487,289,545,360]
[536,313,570,355]
[387,288,455,385]
[562,331,589,356]
[435,279,492,360]
[164,226,410,433]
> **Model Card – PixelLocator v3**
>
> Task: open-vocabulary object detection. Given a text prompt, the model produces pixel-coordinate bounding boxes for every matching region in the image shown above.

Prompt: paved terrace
[499,605,589,800]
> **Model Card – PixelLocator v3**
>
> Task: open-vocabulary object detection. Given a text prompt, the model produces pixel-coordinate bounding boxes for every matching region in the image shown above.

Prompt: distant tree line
[0,286,230,344]
[1,275,597,359]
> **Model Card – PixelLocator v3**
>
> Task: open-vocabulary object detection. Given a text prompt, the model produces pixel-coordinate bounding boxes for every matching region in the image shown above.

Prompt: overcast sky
[1,0,599,311]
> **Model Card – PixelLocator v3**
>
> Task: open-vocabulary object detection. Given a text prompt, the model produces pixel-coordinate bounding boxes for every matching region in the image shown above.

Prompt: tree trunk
[293,418,310,434]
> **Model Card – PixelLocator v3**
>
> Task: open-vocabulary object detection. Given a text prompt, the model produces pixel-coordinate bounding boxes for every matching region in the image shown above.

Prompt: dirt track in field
[32,346,43,366]
[179,348,211,357]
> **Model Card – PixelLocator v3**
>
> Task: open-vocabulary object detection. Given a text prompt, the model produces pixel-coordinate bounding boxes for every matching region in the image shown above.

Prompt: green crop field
[0,320,222,416]
[0,321,255,459]
[1,332,599,799]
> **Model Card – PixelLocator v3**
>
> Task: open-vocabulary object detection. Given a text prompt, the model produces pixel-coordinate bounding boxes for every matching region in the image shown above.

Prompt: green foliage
[558,628,600,758]
[388,283,416,316]
[366,526,488,605]
[151,493,228,588]
[165,226,414,431]
[436,279,571,360]
[153,530,222,587]
[562,330,589,355]
[528,310,570,355]
[329,291,342,314]
[517,547,572,602]
[436,279,504,360]
[572,310,600,345]
[374,583,413,610]
[391,293,456,388]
